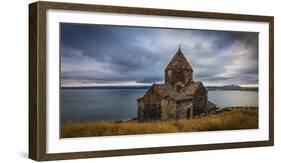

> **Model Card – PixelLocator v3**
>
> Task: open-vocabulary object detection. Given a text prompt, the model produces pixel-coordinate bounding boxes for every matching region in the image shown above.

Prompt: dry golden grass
[61,108,258,138]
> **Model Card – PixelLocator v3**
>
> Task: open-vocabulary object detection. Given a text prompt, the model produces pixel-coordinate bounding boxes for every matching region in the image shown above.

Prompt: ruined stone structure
[137,47,216,121]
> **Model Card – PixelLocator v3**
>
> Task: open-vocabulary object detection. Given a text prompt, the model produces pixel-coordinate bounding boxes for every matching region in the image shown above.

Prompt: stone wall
[161,98,177,120]
[139,98,194,121]
[165,69,193,86]
[176,100,193,119]
[138,101,162,121]
[192,86,207,116]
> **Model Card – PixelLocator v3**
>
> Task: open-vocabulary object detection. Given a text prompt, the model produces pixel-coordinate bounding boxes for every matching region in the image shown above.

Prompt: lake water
[60,88,258,123]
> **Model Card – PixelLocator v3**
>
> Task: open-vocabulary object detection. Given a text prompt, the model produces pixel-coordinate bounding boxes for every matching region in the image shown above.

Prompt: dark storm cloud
[60,23,258,86]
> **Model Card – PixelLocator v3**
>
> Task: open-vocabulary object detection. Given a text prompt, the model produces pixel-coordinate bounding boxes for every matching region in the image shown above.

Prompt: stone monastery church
[137,47,216,121]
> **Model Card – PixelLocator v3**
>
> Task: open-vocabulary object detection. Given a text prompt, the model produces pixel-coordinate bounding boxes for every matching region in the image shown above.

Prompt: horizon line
[61,84,259,88]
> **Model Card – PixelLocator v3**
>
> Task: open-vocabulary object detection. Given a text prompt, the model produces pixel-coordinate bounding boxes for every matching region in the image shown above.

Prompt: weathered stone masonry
[137,47,216,121]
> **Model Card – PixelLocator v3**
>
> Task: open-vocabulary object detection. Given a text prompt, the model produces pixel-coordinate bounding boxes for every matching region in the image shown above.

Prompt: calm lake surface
[60,88,258,123]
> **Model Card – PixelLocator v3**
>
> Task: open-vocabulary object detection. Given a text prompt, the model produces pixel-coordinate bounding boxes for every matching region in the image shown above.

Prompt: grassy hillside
[61,108,258,138]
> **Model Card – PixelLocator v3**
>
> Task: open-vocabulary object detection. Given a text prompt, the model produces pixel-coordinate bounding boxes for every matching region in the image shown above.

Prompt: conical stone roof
[165,47,193,72]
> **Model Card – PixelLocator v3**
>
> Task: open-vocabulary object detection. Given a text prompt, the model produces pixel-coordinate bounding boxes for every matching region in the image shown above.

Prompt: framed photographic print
[29,1,274,161]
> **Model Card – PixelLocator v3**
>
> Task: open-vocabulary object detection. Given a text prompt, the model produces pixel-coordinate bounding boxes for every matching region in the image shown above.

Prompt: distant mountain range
[62,84,258,91]
[206,84,258,91]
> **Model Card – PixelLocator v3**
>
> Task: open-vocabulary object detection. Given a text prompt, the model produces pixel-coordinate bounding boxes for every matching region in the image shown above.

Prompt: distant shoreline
[61,86,150,89]
[61,86,258,91]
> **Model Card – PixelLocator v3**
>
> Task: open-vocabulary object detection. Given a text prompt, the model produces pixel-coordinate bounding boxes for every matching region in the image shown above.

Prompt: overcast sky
[60,23,258,87]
